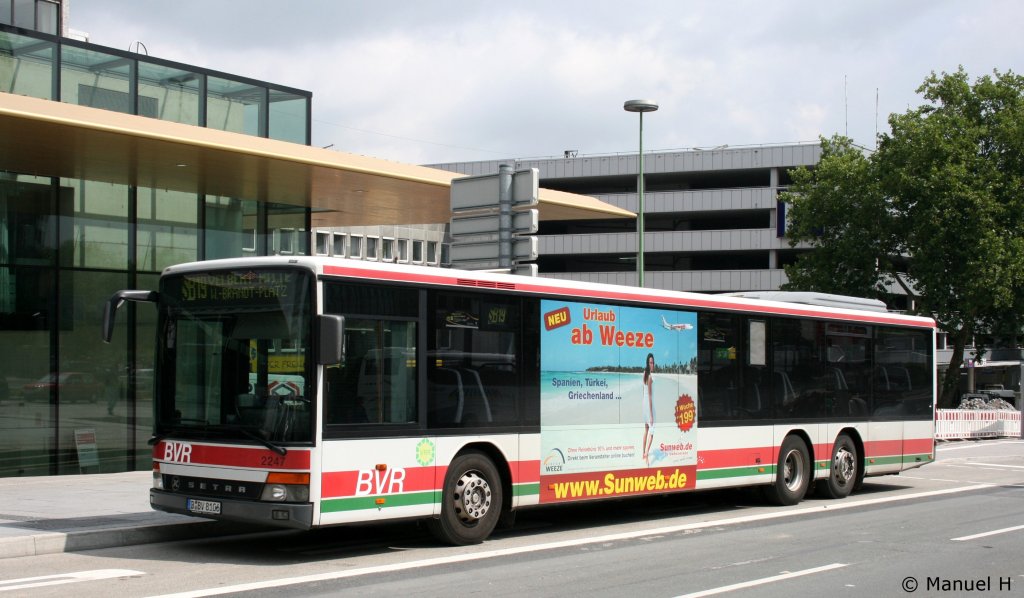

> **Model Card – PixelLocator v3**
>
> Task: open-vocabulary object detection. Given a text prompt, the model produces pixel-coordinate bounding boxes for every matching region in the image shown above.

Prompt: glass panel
[267,203,307,256]
[61,45,133,114]
[0,264,54,476]
[268,90,307,144]
[771,319,872,420]
[315,232,329,255]
[428,292,521,427]
[137,62,200,124]
[12,0,30,28]
[824,323,871,417]
[332,233,346,257]
[57,270,130,474]
[365,236,377,260]
[276,228,294,254]
[0,30,55,100]
[349,235,362,258]
[134,272,159,470]
[0,173,58,266]
[35,0,57,35]
[156,269,313,443]
[59,178,129,270]
[381,238,394,262]
[205,196,257,259]
[697,312,742,421]
[0,0,11,25]
[137,187,198,272]
[412,240,423,263]
[207,76,264,136]
[322,283,419,426]
[874,327,933,417]
[324,282,419,318]
[427,241,437,264]
[397,239,408,262]
[771,319,822,418]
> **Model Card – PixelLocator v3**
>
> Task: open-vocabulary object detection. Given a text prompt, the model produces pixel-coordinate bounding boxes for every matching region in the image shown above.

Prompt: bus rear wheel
[427,451,503,545]
[817,433,858,499]
[764,435,810,506]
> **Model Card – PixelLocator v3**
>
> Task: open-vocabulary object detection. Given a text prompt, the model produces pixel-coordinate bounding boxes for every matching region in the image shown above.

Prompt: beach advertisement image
[539,300,699,503]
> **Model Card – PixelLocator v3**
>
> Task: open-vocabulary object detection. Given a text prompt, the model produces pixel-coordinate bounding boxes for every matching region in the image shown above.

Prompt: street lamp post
[624,99,658,288]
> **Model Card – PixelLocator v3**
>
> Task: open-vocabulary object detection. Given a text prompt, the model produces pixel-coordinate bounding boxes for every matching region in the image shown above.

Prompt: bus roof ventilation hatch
[457,279,516,290]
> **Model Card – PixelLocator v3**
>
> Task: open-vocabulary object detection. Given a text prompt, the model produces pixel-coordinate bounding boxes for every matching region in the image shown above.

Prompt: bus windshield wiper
[223,424,288,456]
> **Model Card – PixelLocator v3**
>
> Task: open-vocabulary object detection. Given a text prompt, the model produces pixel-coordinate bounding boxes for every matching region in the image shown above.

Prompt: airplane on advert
[662,316,693,331]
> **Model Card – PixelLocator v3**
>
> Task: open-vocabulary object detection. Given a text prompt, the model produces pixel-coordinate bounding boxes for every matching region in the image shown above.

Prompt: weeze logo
[543,448,566,472]
[355,468,406,496]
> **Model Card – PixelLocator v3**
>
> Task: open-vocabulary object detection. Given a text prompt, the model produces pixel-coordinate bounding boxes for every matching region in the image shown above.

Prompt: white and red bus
[103,256,935,545]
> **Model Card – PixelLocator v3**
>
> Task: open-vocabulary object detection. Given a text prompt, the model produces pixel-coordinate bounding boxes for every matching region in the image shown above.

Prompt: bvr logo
[163,441,193,463]
[355,468,406,496]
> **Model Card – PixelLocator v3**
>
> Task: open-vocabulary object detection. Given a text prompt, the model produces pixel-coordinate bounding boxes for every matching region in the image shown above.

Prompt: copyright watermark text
[902,576,1014,593]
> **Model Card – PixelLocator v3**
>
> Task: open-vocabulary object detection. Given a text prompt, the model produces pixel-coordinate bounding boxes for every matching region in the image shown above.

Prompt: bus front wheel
[427,451,503,545]
[764,435,810,506]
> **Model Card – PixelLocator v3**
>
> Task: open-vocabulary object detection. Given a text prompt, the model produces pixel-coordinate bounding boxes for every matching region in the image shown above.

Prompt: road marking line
[0,570,144,593]
[952,524,1024,542]
[968,462,1024,469]
[147,484,994,598]
[673,563,848,598]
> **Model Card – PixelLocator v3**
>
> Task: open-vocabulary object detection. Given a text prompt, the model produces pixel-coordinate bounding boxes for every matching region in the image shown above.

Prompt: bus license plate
[187,498,221,515]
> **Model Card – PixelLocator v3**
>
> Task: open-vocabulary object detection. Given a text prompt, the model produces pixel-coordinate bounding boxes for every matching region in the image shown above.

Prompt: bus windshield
[155,268,313,445]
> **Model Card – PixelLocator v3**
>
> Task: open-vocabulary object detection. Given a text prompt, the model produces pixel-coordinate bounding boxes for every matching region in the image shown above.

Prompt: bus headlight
[261,472,310,502]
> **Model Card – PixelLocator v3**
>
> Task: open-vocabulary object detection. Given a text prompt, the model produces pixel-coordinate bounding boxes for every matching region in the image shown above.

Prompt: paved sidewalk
[0,471,256,559]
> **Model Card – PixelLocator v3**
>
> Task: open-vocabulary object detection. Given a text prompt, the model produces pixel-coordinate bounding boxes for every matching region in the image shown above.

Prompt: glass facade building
[0,24,312,476]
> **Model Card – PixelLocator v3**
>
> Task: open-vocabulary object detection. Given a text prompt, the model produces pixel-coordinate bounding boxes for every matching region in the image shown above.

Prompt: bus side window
[427,292,521,428]
[697,312,741,421]
[322,283,420,428]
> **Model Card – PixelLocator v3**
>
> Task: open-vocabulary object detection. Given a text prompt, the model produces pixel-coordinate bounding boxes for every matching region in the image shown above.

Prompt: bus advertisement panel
[539,300,699,502]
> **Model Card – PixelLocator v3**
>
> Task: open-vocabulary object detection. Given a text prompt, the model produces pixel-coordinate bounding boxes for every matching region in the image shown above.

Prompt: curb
[0,519,260,560]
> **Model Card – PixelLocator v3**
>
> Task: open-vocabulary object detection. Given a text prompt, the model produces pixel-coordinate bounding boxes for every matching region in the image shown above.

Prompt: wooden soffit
[0,93,634,226]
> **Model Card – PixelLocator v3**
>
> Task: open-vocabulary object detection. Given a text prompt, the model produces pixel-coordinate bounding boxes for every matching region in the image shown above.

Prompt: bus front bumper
[150,489,313,530]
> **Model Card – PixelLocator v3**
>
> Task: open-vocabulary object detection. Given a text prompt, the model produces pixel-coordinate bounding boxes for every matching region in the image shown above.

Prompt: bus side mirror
[318,314,345,365]
[102,290,159,343]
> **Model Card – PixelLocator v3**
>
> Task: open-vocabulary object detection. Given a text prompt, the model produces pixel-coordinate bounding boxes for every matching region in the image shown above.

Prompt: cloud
[70,0,1024,164]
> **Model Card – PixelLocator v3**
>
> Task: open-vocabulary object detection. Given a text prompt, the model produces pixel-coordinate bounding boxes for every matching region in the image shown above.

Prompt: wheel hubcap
[783,449,804,491]
[454,471,491,523]
[833,447,856,486]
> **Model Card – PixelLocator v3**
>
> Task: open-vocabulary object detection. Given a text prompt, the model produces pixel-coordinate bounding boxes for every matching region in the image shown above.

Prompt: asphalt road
[2,439,1023,598]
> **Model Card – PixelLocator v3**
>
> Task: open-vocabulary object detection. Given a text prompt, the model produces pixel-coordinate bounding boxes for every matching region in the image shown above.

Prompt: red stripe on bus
[901,437,934,454]
[699,436,934,469]
[320,459,540,498]
[514,460,541,483]
[152,441,311,470]
[698,447,776,469]
[321,265,934,328]
[321,466,439,498]
[863,439,902,456]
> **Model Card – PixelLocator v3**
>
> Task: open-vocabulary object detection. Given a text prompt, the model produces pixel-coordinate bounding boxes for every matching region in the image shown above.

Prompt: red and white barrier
[935,409,1022,440]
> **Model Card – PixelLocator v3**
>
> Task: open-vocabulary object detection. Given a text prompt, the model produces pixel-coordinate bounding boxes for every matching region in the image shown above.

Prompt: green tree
[783,68,1024,408]
[781,135,897,299]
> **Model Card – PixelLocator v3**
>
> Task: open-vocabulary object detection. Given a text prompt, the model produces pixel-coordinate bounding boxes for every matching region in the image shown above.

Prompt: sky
[71,0,1024,165]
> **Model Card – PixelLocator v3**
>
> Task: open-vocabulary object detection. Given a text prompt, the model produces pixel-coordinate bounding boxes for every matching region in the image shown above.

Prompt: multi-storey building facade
[432,143,821,293]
